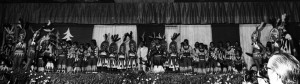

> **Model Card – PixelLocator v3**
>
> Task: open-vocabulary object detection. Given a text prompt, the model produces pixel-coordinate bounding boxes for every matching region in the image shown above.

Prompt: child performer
[128,41,137,70]
[67,41,76,72]
[208,42,218,73]
[56,40,68,73]
[97,34,110,72]
[199,43,208,73]
[225,41,235,73]
[193,42,200,73]
[108,34,120,72]
[118,34,128,71]
[89,40,99,73]
[217,42,225,73]
[167,33,180,72]
[75,44,84,72]
[180,39,193,73]
[83,43,91,72]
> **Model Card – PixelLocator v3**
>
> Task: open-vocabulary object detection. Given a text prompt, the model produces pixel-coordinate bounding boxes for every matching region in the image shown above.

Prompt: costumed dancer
[192,42,200,73]
[148,33,157,71]
[137,33,149,72]
[117,34,128,71]
[208,42,218,73]
[217,42,225,73]
[199,43,208,73]
[89,40,99,73]
[247,22,266,71]
[43,29,56,73]
[233,47,245,74]
[26,28,41,71]
[225,41,235,73]
[233,41,245,73]
[67,41,76,72]
[0,24,15,71]
[179,39,193,73]
[108,34,120,72]
[83,43,90,72]
[56,40,67,73]
[74,44,84,72]
[97,34,110,72]
[150,36,166,73]
[127,32,138,70]
[12,25,26,71]
[37,21,55,72]
[167,33,180,72]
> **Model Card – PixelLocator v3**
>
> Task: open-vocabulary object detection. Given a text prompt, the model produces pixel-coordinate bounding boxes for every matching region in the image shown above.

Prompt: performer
[200,43,208,73]
[83,43,90,72]
[13,28,26,71]
[108,34,120,72]
[56,40,68,73]
[249,22,266,71]
[1,24,15,71]
[167,33,180,72]
[193,42,200,73]
[67,41,76,72]
[89,40,98,73]
[233,50,245,73]
[179,39,193,73]
[26,28,41,71]
[225,41,235,73]
[137,33,149,72]
[127,32,137,70]
[150,40,166,73]
[217,42,225,73]
[208,42,218,73]
[97,34,109,72]
[75,44,85,72]
[278,14,296,56]
[118,34,128,71]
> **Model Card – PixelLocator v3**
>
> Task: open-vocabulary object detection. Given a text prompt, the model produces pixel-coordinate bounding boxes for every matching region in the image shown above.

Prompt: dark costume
[166,33,180,69]
[180,46,193,67]
[97,34,109,68]
[208,47,218,69]
[108,34,120,69]
[126,32,137,69]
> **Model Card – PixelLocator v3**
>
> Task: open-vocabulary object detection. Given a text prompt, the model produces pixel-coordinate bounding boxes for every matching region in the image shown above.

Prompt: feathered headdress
[128,31,133,40]
[111,34,121,42]
[171,33,180,41]
[104,33,110,41]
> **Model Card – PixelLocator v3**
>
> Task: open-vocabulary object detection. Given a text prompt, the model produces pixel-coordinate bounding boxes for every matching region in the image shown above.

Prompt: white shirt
[138,46,148,61]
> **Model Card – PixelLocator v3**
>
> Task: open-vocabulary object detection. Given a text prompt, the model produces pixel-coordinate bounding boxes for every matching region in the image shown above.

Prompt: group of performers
[0,14,296,75]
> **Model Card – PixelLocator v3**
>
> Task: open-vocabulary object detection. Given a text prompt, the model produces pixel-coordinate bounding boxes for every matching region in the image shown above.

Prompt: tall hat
[139,32,147,46]
[4,24,15,41]
[251,23,265,42]
[169,33,180,50]
[128,31,136,50]
[119,33,128,53]
[100,33,110,51]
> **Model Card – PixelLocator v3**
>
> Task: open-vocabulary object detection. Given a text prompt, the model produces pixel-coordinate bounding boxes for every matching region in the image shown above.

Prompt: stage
[1,70,244,84]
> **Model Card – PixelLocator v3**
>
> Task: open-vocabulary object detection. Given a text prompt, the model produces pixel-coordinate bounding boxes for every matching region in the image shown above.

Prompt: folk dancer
[108,34,120,72]
[166,33,180,72]
[97,34,109,71]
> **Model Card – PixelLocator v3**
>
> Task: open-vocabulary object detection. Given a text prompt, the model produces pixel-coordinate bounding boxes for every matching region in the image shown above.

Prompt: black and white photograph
[0,0,300,84]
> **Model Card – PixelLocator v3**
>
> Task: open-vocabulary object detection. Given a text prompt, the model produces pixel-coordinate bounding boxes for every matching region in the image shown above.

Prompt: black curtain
[211,24,240,44]
[1,2,300,24]
[137,24,165,47]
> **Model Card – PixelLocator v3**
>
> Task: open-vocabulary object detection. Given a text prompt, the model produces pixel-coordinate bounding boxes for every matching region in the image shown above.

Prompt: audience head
[263,53,300,84]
